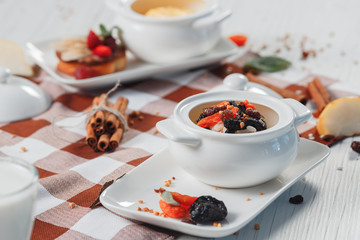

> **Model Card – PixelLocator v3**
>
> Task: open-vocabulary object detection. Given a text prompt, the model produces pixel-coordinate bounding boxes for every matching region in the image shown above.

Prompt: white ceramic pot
[156,77,311,188]
[107,0,231,63]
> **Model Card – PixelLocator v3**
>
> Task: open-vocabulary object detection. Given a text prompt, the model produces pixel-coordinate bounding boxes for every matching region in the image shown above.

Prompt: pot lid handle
[223,73,248,90]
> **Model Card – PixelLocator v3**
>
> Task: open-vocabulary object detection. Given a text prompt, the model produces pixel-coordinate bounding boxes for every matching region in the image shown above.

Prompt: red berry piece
[87,30,101,50]
[74,66,98,79]
[92,45,112,58]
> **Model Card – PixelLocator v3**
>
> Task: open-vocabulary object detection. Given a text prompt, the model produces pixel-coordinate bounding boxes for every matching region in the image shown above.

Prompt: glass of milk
[0,156,38,240]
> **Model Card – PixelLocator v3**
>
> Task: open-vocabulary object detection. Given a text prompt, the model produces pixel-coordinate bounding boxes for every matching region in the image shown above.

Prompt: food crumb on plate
[213,222,222,227]
[245,197,251,201]
[69,202,75,209]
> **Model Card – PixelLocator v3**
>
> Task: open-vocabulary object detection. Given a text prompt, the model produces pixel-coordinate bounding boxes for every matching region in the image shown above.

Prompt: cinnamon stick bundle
[246,72,308,104]
[86,94,129,152]
[308,78,331,112]
[86,124,97,149]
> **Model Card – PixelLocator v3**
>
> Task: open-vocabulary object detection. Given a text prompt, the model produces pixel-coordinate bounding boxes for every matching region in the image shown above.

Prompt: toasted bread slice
[57,51,126,77]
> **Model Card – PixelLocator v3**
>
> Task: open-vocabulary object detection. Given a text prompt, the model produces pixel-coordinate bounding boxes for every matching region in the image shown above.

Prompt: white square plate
[26,37,240,89]
[100,138,330,238]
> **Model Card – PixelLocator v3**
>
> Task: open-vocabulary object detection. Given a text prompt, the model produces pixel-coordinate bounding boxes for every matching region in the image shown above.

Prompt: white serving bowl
[107,0,231,63]
[156,80,311,188]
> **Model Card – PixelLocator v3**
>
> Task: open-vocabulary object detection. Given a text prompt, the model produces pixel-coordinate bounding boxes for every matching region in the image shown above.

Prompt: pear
[317,97,360,137]
[0,40,33,77]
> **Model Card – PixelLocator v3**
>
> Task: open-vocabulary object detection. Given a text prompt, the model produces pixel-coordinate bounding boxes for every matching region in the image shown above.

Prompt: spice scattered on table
[289,195,304,204]
[254,223,260,230]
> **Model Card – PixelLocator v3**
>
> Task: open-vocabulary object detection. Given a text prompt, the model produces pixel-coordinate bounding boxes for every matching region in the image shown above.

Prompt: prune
[237,102,246,116]
[224,119,241,133]
[197,113,207,122]
[244,118,266,131]
[245,108,261,120]
[221,109,234,122]
[189,196,227,224]
[351,141,360,153]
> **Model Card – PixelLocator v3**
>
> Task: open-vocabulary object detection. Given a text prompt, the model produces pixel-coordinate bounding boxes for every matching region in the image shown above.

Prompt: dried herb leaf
[89,173,126,209]
[244,56,291,73]
[161,191,180,206]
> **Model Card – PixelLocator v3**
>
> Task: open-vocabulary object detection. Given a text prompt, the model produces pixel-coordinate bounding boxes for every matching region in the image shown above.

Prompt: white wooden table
[1,0,360,239]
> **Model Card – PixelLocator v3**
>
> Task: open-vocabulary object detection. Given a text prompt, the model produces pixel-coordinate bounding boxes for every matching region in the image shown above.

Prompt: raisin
[204,105,226,117]
[245,108,261,120]
[189,196,227,224]
[351,141,360,153]
[221,109,234,122]
[289,195,303,204]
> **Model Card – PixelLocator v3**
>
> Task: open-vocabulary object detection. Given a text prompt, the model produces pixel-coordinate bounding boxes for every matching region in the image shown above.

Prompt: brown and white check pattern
[0,52,359,240]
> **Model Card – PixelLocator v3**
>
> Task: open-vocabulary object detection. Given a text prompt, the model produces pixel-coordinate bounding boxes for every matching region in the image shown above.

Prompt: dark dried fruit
[224,119,241,133]
[244,118,267,131]
[197,113,207,122]
[189,196,227,224]
[221,109,234,122]
[197,105,227,122]
[351,141,360,153]
[289,194,304,204]
[245,108,261,120]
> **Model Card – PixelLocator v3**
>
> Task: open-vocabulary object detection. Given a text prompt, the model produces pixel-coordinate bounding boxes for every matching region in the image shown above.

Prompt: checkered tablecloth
[0,52,359,240]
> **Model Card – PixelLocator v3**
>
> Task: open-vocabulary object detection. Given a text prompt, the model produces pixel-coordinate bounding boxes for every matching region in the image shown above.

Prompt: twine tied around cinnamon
[52,78,129,152]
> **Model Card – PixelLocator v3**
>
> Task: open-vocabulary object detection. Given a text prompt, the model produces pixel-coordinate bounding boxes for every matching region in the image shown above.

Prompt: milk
[0,159,38,240]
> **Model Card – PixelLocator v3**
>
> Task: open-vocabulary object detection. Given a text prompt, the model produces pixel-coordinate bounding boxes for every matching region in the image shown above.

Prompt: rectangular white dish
[26,37,239,89]
[100,138,330,238]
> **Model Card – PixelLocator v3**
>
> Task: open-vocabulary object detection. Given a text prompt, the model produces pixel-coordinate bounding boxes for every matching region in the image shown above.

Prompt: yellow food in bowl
[144,6,193,18]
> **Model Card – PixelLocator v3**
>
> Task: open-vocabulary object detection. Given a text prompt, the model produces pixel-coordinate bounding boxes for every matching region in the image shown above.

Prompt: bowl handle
[156,119,201,146]
[192,9,232,29]
[281,98,312,127]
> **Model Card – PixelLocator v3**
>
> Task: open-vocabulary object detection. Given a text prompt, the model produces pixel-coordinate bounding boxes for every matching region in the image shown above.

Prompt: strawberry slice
[87,30,101,50]
[74,66,98,79]
[92,45,112,58]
